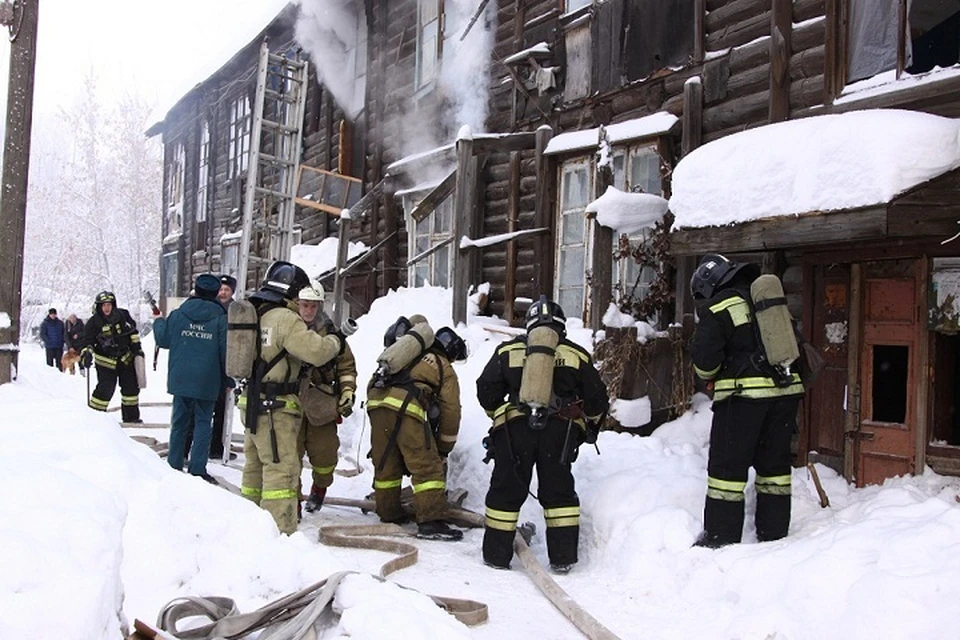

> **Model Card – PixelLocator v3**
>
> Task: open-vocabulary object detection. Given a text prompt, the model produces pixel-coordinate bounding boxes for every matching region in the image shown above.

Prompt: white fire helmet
[298,279,325,302]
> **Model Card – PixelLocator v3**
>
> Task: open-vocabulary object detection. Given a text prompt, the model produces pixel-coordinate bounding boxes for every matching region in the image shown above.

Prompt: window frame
[403,191,454,288]
[228,94,251,181]
[166,143,185,238]
[555,157,594,320]
[195,121,211,249]
[415,0,443,92]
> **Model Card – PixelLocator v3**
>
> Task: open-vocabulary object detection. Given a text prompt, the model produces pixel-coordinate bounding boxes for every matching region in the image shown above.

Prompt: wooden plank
[381,177,399,292]
[706,10,771,51]
[844,262,862,482]
[769,0,792,122]
[705,0,767,33]
[915,257,929,474]
[534,126,554,297]
[670,207,889,255]
[409,170,457,222]
[694,0,705,63]
[590,164,614,330]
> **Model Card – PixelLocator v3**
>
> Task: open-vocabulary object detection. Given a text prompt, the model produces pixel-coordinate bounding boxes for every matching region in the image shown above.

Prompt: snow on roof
[544,111,678,155]
[586,186,669,235]
[670,109,960,230]
[502,41,551,65]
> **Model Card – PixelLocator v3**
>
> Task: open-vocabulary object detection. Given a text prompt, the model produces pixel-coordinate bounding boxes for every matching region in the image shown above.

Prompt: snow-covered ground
[3,285,960,639]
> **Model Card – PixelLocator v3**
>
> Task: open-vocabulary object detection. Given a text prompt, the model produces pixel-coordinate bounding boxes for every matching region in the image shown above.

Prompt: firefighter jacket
[476,335,608,432]
[692,288,804,402]
[81,308,142,370]
[240,300,343,412]
[366,347,462,455]
[303,312,357,396]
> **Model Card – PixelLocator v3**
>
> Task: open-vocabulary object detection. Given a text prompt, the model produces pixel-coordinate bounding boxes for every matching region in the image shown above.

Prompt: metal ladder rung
[255,186,294,199]
[260,118,300,134]
[264,89,300,103]
[267,53,305,70]
[258,153,297,167]
[266,71,304,85]
[247,254,271,265]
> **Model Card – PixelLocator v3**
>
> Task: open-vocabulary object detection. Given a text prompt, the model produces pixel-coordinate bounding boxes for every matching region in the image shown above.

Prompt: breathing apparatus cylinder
[226,299,260,379]
[519,325,560,409]
[341,317,358,337]
[750,274,800,370]
[377,320,435,376]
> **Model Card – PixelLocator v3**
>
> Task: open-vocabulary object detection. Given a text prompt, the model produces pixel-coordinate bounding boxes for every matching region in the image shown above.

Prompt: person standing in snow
[62,313,85,375]
[476,297,608,573]
[689,253,805,548]
[153,274,231,484]
[366,316,465,540]
[294,279,357,513]
[183,273,239,462]
[39,308,65,370]
[79,292,143,423]
[238,261,345,535]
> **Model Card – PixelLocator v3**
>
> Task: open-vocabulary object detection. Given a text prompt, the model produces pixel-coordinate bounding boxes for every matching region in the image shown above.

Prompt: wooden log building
[147,0,960,485]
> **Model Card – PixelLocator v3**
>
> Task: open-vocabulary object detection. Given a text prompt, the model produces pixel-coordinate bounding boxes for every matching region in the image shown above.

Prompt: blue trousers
[168,396,216,476]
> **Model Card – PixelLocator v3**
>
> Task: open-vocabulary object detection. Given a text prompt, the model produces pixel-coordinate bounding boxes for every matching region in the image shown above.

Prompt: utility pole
[0,0,40,384]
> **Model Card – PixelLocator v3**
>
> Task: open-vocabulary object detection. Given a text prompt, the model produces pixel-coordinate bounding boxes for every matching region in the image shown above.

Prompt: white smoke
[438,0,494,134]
[295,0,366,120]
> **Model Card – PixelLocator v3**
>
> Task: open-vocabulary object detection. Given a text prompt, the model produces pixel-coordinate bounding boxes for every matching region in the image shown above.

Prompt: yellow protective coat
[239,300,343,534]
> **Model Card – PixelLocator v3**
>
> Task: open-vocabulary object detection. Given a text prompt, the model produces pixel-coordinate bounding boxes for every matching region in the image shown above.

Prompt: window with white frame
[228,95,251,181]
[404,193,453,288]
[196,122,210,229]
[556,159,592,318]
[166,143,185,237]
[565,0,592,14]
[351,12,368,113]
[416,0,442,91]
[610,144,662,316]
[221,239,240,281]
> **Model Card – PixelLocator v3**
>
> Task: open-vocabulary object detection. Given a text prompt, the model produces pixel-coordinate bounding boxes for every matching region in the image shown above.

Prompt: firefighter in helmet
[690,253,805,548]
[237,261,346,535]
[79,291,143,423]
[295,279,357,513]
[366,315,466,540]
[476,296,608,573]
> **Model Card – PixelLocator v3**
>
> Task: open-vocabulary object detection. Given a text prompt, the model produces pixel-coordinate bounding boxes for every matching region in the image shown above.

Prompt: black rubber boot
[304,486,327,513]
[416,520,463,541]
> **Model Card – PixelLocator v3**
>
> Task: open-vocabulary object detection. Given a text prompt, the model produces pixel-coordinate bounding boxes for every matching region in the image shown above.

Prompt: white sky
[4,240,960,638]
[0,0,290,119]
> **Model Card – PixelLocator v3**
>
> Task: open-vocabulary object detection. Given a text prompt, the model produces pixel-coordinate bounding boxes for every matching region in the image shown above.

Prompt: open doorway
[931,333,960,447]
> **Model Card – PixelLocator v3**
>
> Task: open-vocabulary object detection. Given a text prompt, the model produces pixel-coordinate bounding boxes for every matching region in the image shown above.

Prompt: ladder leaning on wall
[236,40,309,299]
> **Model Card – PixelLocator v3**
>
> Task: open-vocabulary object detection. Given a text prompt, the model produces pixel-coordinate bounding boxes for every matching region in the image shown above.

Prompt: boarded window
[847,0,900,83]
[564,23,592,102]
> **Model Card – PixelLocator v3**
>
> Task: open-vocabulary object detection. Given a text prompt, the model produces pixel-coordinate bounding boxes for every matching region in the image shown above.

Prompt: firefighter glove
[79,348,93,369]
[338,389,355,417]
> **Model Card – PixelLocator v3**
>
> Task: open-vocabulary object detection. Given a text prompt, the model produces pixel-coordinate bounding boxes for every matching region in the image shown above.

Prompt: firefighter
[295,279,357,513]
[366,316,466,540]
[79,291,143,423]
[476,297,608,573]
[237,261,345,535]
[690,253,805,548]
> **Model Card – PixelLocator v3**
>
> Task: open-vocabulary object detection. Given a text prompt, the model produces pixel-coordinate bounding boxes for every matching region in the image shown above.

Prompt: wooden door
[856,262,918,486]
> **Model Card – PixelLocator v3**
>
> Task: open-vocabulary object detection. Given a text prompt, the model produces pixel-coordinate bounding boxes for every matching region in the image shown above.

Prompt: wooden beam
[505,151,520,324]
[915,256,929,475]
[349,177,386,220]
[534,126,554,297]
[681,79,703,156]
[769,0,792,123]
[589,164,614,330]
[472,132,538,155]
[452,137,478,325]
[694,0,705,63]
[670,207,889,255]
[843,262,862,483]
[382,176,399,292]
[409,169,456,222]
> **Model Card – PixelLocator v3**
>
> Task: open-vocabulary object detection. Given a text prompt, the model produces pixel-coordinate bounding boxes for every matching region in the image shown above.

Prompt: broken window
[228,95,251,181]
[404,192,453,288]
[844,0,960,85]
[556,159,592,318]
[416,0,443,91]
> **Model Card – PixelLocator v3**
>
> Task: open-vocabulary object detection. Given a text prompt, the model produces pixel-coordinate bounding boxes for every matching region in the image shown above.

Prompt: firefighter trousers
[368,408,447,524]
[298,417,339,490]
[703,396,800,545]
[483,416,580,568]
[90,361,140,422]
[240,403,303,535]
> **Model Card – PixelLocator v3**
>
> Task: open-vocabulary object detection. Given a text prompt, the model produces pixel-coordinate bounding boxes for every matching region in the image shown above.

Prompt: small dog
[61,348,81,375]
